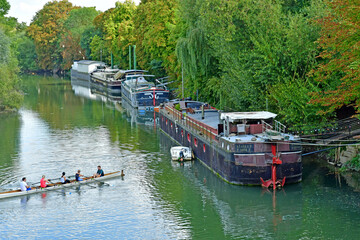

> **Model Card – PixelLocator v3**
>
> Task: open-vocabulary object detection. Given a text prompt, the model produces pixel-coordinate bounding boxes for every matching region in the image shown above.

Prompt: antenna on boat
[133,45,136,70]
[182,63,184,100]
[129,46,132,69]
[128,45,136,70]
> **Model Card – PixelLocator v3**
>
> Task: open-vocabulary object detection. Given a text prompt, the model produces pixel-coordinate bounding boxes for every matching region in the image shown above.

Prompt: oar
[91,177,113,186]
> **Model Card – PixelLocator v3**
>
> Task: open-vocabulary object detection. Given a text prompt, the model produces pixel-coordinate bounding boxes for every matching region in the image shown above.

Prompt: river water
[0,75,360,239]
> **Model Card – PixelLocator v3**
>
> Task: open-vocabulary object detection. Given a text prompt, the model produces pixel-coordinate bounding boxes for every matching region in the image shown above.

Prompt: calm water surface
[0,75,360,239]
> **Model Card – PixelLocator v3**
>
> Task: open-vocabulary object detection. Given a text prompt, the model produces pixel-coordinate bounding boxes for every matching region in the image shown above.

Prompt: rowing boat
[0,171,121,200]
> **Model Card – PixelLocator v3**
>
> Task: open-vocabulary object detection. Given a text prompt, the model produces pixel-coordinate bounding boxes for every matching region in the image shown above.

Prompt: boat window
[194,138,198,147]
[171,122,173,128]
[203,144,206,153]
[166,119,168,125]
[187,133,191,142]
[181,130,184,137]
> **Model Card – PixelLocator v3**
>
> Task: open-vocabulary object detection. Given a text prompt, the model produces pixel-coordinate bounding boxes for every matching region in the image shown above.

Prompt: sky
[6,0,140,25]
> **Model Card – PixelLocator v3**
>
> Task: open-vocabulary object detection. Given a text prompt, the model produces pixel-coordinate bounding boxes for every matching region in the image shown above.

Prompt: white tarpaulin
[220,111,277,122]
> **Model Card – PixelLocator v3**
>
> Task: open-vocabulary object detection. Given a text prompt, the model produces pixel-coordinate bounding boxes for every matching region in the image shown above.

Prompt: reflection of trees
[21,75,160,152]
[0,113,20,176]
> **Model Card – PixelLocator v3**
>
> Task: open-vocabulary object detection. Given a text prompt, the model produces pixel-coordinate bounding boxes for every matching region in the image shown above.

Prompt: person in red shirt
[40,175,50,188]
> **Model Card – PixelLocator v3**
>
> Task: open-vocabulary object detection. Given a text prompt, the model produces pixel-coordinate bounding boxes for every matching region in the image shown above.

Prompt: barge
[121,70,170,111]
[71,60,106,81]
[159,100,302,186]
[90,67,121,93]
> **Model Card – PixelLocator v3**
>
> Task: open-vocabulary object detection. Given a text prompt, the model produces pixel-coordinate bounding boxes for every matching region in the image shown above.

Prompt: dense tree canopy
[8,0,360,127]
[0,1,23,111]
[27,0,76,72]
[60,7,99,69]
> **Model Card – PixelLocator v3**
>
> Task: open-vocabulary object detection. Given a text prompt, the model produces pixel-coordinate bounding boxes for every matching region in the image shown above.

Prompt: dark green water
[0,75,360,239]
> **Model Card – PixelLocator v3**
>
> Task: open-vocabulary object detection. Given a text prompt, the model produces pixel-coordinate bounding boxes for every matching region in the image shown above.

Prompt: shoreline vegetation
[1,0,360,172]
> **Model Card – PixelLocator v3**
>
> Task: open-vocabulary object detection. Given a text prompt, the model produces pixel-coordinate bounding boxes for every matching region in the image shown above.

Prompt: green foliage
[16,36,40,72]
[60,7,100,69]
[0,28,23,111]
[134,0,178,75]
[0,0,10,16]
[340,155,360,172]
[91,0,136,67]
[0,27,10,63]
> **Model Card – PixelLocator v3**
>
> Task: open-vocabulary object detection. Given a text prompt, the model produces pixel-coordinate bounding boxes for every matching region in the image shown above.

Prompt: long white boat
[0,171,121,200]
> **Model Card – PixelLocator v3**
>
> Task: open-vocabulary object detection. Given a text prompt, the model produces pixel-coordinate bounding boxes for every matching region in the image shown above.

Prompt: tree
[0,0,10,16]
[17,36,40,72]
[27,0,76,72]
[90,0,136,68]
[133,0,177,76]
[310,0,360,115]
[60,7,99,69]
[0,29,23,111]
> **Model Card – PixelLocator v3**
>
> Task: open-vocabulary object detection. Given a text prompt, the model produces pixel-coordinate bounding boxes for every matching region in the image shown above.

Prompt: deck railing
[164,106,218,141]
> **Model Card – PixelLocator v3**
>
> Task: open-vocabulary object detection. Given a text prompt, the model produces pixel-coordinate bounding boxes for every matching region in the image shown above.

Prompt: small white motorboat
[170,146,193,161]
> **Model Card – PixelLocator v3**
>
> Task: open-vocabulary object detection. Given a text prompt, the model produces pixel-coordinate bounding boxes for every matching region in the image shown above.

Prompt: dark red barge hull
[159,107,302,186]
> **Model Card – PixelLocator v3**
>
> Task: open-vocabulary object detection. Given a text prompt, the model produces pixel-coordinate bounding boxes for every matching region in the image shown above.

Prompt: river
[0,75,360,239]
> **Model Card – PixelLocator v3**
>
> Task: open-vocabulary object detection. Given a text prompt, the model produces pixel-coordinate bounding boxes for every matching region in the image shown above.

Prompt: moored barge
[159,100,302,186]
[121,71,170,111]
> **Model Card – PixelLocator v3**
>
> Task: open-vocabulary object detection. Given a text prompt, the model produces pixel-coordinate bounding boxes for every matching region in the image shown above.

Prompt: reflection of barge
[159,100,302,185]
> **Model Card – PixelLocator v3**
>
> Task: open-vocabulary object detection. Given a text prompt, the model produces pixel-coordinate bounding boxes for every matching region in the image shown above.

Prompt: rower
[93,166,104,178]
[20,177,31,191]
[75,170,84,181]
[40,175,50,188]
[61,172,71,184]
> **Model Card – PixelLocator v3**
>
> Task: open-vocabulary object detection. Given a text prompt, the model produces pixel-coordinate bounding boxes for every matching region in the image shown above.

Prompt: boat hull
[121,86,169,111]
[90,75,121,93]
[0,171,121,200]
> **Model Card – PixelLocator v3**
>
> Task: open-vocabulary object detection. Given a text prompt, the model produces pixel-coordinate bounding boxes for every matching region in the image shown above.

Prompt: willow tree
[175,0,328,126]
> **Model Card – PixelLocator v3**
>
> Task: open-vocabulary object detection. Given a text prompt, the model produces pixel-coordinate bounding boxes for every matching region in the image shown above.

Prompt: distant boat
[0,171,121,200]
[71,60,106,81]
[170,146,193,161]
[90,67,121,93]
[121,71,170,111]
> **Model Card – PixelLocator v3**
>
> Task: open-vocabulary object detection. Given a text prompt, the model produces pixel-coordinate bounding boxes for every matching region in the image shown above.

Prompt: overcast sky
[6,0,140,25]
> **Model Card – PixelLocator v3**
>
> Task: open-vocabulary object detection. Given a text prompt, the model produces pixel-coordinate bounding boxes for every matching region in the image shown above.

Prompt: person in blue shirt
[75,170,84,181]
[93,165,104,178]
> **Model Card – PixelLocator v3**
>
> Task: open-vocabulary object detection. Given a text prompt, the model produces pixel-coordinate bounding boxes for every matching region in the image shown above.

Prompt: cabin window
[166,119,168,125]
[203,144,206,153]
[187,133,191,142]
[181,130,184,137]
[171,122,173,128]
[194,138,198,147]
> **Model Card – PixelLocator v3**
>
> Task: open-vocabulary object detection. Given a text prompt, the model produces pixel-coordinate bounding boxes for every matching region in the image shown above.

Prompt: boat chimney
[201,104,205,119]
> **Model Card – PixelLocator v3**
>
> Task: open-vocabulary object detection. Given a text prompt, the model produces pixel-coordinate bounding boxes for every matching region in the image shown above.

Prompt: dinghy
[170,146,193,161]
